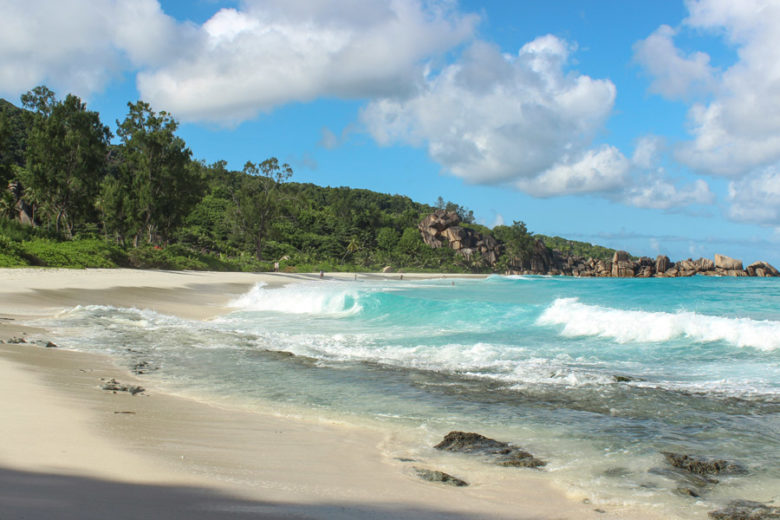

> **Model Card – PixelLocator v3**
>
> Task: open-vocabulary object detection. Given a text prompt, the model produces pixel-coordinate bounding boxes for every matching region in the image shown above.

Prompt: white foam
[228,282,363,316]
[538,298,780,351]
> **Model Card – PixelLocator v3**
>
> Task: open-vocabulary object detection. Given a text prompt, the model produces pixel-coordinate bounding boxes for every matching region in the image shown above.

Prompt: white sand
[0,268,662,519]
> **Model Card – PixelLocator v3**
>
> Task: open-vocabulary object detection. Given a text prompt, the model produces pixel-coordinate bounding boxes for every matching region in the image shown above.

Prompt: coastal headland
[0,268,665,520]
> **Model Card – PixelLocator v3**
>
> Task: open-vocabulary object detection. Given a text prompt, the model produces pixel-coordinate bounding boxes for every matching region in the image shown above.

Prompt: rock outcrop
[418,210,501,266]
[715,254,743,271]
[663,452,748,478]
[418,211,780,278]
[434,431,546,468]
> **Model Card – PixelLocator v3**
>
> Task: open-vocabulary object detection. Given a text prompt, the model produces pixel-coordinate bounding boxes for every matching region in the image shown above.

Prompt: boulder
[419,210,459,232]
[677,259,698,272]
[747,261,779,277]
[382,266,394,273]
[655,255,671,274]
[695,257,715,272]
[610,251,635,277]
[638,266,654,278]
[434,431,546,468]
[715,254,743,271]
[418,212,501,266]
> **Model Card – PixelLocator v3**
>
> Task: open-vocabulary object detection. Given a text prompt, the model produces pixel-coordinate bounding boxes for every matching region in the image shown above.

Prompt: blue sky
[2,0,780,265]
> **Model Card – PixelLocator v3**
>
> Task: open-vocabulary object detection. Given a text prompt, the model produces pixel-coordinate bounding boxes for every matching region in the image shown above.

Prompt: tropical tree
[111,101,203,245]
[232,157,293,259]
[493,220,534,271]
[22,87,110,236]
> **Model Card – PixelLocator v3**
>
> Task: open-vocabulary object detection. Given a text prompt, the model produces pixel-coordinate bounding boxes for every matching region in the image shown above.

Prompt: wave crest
[538,298,780,351]
[229,282,363,316]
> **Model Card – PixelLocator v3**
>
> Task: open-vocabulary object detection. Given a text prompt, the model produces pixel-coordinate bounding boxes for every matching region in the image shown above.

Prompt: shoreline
[0,268,662,519]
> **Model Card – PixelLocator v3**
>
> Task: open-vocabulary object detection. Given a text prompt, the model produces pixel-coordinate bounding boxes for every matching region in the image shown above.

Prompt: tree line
[0,86,614,272]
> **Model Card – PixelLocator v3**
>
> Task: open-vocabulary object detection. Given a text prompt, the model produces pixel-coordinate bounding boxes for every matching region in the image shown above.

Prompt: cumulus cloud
[623,176,714,209]
[0,0,476,122]
[0,0,183,98]
[728,167,780,225]
[137,0,479,122]
[633,24,717,100]
[636,0,780,177]
[620,135,715,209]
[361,37,617,185]
[516,145,629,197]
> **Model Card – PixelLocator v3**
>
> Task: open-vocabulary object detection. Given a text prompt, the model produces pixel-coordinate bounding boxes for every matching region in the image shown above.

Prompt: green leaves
[22,88,110,236]
[109,101,203,245]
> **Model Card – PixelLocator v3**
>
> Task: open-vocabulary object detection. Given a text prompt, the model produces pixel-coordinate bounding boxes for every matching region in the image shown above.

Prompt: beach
[0,268,659,520]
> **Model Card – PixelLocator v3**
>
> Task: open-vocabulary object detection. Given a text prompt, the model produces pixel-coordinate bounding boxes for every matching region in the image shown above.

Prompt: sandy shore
[0,268,660,519]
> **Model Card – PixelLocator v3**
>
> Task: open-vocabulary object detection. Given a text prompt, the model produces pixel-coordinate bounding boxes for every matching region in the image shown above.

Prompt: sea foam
[229,282,363,316]
[538,297,780,351]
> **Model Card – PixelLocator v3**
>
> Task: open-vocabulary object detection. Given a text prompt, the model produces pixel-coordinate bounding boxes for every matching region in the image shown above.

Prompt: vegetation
[537,235,618,262]
[0,86,616,272]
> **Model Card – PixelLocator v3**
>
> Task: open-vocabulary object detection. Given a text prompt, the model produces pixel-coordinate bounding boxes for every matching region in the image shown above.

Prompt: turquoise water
[42,276,780,517]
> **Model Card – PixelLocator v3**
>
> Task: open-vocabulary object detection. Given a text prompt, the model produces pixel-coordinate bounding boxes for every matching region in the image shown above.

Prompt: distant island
[1,87,776,277]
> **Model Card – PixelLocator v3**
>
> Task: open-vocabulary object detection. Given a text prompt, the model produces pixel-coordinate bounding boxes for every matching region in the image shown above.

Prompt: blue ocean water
[42,276,780,517]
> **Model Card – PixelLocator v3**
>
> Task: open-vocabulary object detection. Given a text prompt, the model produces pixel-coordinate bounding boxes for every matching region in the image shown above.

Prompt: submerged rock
[414,467,468,487]
[663,452,748,477]
[649,466,718,488]
[434,431,546,468]
[709,500,780,520]
[676,487,701,498]
[101,378,145,396]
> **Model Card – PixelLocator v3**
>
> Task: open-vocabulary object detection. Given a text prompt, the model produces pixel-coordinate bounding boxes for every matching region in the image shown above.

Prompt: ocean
[41,275,780,518]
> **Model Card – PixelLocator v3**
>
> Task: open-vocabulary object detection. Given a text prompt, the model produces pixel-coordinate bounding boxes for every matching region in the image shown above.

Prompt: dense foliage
[0,87,616,271]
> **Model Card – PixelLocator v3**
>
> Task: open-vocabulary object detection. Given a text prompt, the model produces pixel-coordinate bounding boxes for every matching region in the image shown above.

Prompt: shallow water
[41,276,780,518]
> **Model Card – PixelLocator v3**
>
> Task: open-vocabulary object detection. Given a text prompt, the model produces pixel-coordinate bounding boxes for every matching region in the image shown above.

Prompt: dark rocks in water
[45,341,57,348]
[648,466,718,488]
[8,337,27,344]
[613,375,635,383]
[131,361,156,375]
[603,467,631,478]
[414,467,468,487]
[101,378,145,396]
[434,431,546,468]
[676,487,701,498]
[663,452,748,477]
[709,500,780,520]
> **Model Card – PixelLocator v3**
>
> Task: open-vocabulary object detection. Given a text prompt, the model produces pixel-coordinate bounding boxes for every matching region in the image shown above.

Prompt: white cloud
[621,135,714,209]
[516,145,630,197]
[361,37,617,185]
[631,135,664,170]
[623,176,714,210]
[633,24,716,100]
[137,0,479,123]
[636,0,780,177]
[728,167,780,225]
[492,213,505,227]
[0,0,181,98]
[0,0,477,123]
